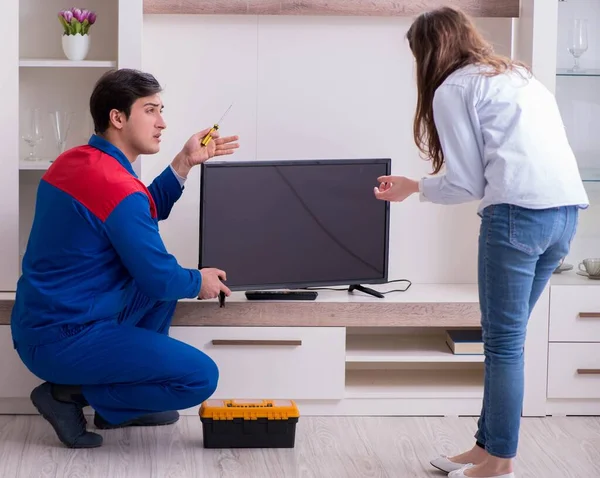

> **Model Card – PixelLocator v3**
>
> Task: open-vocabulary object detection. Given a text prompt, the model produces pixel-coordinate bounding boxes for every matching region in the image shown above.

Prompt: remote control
[244,290,318,301]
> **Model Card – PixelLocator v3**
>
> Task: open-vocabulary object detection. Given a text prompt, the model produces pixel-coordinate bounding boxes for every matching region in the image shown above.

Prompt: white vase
[62,34,90,61]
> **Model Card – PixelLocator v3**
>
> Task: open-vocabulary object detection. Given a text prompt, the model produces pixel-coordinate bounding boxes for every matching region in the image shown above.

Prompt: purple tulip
[60,10,73,22]
[58,7,96,35]
[71,7,84,22]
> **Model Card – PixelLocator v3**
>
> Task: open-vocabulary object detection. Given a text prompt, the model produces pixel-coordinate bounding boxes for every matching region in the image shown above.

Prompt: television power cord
[303,278,412,295]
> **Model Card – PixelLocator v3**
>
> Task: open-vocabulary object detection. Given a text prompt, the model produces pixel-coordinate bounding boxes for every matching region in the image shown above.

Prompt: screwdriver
[200,103,234,147]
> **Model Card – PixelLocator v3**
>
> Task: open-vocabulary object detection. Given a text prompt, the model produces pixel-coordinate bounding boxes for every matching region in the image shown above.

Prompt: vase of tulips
[58,8,97,61]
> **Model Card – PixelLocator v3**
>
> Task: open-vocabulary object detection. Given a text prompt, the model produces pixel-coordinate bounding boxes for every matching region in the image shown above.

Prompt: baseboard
[0,397,484,417]
[545,399,600,416]
[5,398,597,419]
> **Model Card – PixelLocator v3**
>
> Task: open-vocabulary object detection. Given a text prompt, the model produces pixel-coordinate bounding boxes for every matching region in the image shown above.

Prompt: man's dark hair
[89,69,163,134]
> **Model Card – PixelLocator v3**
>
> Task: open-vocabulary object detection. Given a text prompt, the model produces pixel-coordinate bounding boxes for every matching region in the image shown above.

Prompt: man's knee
[197,354,219,398]
[174,352,219,409]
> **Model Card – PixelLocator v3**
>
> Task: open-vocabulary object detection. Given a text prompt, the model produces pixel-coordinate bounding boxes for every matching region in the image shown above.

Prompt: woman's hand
[374,175,419,202]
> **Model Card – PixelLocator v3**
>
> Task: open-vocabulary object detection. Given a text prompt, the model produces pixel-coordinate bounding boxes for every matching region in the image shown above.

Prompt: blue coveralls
[11,135,218,424]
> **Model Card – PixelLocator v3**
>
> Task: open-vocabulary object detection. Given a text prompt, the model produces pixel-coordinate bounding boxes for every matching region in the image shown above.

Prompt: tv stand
[348,284,384,299]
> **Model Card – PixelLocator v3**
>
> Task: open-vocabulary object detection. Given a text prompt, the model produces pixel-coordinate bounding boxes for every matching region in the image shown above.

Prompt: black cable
[303,279,412,294]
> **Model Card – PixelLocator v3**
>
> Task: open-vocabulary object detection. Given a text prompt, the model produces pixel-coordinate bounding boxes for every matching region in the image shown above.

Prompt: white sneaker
[448,464,515,478]
[430,455,472,473]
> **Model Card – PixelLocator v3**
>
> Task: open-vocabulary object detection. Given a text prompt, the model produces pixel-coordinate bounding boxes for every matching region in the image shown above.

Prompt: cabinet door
[0,0,20,290]
[0,326,42,398]
[169,326,346,400]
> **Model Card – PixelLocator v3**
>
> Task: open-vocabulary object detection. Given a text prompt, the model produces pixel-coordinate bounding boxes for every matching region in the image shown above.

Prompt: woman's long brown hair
[407,7,530,174]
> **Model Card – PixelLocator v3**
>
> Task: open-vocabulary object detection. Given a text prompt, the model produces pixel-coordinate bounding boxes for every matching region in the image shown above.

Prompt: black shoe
[94,410,180,429]
[30,382,103,449]
[50,383,89,407]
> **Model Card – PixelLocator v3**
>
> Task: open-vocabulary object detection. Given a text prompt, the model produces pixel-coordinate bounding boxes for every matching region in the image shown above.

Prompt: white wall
[141,14,512,285]
[0,0,19,290]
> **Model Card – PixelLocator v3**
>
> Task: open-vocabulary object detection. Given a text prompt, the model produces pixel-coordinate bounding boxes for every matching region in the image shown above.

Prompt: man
[10,69,238,448]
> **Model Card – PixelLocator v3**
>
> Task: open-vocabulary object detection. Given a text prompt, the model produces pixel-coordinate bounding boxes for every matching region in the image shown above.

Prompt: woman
[374,7,588,478]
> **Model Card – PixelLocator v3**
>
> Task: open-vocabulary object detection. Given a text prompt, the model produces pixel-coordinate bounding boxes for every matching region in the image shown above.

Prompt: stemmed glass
[21,108,44,161]
[50,110,74,155]
[568,19,588,72]
[85,113,95,139]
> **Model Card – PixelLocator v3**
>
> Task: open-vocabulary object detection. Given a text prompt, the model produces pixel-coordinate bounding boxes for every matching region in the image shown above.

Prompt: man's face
[120,93,166,155]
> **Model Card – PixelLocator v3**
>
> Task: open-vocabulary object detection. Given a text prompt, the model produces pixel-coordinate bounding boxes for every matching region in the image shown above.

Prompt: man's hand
[198,267,231,300]
[374,175,419,202]
[171,128,240,178]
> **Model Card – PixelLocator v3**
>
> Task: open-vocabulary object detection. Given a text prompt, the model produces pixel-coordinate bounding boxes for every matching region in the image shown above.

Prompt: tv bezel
[198,158,391,291]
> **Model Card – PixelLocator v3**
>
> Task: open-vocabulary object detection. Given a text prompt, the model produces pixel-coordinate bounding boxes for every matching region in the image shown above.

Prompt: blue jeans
[16,287,219,424]
[474,204,578,458]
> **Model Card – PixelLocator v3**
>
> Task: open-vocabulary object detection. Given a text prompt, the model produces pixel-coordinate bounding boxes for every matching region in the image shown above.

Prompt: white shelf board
[344,368,484,399]
[19,159,53,171]
[345,334,484,363]
[557,68,600,78]
[19,59,116,68]
[551,271,600,286]
[580,168,600,183]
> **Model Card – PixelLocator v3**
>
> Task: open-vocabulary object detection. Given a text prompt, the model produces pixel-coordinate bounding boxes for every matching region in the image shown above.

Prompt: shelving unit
[343,328,484,413]
[345,367,484,400]
[19,59,117,68]
[555,0,600,267]
[345,332,484,363]
[538,0,600,416]
[14,0,131,270]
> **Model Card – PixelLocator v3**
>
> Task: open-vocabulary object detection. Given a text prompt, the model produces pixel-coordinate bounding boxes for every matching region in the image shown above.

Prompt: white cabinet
[549,285,600,342]
[0,324,346,403]
[169,327,346,400]
[546,284,600,414]
[0,0,20,290]
[548,342,600,399]
[11,0,142,292]
[0,326,42,399]
[543,0,600,415]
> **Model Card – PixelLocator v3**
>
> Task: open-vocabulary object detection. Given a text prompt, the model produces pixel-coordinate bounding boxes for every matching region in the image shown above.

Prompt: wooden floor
[0,415,598,477]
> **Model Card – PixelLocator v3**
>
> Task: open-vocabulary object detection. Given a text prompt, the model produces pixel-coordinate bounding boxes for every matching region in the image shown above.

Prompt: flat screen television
[198,158,390,296]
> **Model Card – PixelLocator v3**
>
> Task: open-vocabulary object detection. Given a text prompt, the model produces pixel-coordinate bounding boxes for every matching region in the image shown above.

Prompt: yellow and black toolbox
[199,399,300,448]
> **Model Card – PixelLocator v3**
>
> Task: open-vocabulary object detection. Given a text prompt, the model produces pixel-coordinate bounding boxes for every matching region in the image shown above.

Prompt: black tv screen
[199,158,390,290]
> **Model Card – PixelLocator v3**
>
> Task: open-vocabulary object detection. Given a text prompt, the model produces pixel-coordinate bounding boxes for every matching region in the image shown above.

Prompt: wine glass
[568,19,588,72]
[50,110,74,155]
[21,108,44,161]
[85,112,95,140]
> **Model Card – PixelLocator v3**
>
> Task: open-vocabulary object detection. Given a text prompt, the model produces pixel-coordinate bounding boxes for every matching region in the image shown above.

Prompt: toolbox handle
[211,339,302,346]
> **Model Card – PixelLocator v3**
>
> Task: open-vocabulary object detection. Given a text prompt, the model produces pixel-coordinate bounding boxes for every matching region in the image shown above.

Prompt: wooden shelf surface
[0,285,481,327]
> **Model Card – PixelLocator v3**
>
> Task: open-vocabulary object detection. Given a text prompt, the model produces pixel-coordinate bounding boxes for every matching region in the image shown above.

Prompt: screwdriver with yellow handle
[200,103,234,147]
